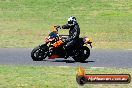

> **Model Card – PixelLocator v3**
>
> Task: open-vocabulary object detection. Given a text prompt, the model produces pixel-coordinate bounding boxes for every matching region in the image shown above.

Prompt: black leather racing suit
[62,23,80,50]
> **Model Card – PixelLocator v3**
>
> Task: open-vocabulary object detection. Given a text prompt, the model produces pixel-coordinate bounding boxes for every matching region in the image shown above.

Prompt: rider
[61,16,80,58]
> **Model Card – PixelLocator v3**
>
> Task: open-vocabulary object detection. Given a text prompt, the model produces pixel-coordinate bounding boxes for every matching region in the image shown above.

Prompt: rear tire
[73,46,90,62]
[31,46,48,61]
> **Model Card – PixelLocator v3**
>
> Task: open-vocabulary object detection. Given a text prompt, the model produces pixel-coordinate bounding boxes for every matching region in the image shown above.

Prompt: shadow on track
[43,59,95,63]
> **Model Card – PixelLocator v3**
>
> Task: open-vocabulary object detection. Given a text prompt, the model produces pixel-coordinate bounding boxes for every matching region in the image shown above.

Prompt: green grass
[0,0,132,48]
[0,65,131,88]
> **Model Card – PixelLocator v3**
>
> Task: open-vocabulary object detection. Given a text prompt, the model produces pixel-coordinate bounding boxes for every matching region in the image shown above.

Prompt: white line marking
[91,67,105,68]
[125,49,132,50]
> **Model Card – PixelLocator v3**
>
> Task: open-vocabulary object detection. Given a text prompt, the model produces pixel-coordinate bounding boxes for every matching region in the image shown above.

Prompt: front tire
[73,46,90,62]
[31,46,48,61]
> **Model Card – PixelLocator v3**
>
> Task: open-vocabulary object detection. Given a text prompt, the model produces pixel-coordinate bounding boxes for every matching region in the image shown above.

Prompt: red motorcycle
[31,26,92,62]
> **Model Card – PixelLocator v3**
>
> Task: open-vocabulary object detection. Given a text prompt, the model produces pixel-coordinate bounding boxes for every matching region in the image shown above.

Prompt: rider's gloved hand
[56,25,61,29]
[61,38,67,43]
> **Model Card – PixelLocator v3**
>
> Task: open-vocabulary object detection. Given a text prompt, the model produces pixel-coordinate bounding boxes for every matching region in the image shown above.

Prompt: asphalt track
[0,48,132,67]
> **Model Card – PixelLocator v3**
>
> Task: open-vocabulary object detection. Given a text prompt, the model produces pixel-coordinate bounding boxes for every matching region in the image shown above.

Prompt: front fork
[39,43,48,49]
[39,43,49,55]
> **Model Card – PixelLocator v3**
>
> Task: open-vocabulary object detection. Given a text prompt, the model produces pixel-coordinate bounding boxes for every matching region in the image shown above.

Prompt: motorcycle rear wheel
[73,46,90,62]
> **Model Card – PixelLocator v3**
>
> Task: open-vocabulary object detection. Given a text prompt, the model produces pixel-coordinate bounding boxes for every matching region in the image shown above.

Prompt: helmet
[67,16,77,26]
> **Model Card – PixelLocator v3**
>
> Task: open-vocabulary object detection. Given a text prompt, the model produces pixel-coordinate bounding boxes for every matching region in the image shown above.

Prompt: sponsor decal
[76,66,131,85]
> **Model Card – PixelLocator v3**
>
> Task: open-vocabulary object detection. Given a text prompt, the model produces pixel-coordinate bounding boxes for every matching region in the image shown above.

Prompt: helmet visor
[68,21,73,24]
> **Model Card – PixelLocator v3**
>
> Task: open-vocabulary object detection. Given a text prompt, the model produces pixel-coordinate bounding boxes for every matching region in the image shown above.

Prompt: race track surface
[0,48,132,67]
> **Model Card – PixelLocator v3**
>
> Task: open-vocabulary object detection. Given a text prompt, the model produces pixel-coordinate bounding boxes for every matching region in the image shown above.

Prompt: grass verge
[0,65,131,88]
[0,0,132,48]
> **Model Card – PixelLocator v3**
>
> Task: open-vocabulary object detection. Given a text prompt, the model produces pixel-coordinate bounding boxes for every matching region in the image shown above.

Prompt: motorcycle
[31,25,92,62]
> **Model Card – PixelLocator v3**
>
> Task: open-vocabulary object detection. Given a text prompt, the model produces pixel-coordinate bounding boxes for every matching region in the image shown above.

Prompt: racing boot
[63,46,69,59]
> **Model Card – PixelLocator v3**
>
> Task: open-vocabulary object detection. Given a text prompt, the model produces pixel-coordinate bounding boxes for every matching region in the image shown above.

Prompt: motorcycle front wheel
[31,46,48,61]
[73,46,90,62]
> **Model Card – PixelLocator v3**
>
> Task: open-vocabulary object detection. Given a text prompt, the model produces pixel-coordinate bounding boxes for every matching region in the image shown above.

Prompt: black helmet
[67,16,77,26]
